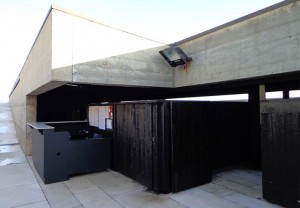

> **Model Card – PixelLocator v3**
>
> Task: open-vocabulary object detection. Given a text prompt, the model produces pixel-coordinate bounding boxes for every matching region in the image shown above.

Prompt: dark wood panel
[113,103,153,188]
[171,102,212,192]
[261,99,300,208]
[171,101,255,192]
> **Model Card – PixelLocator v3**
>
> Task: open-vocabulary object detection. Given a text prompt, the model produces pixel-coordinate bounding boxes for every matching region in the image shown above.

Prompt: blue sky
[0,0,283,102]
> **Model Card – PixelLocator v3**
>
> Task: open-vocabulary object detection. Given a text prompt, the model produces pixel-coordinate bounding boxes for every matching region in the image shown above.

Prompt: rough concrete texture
[9,11,53,155]
[174,1,300,87]
[52,46,174,88]
[261,98,300,113]
[71,47,173,87]
[9,1,300,155]
[51,7,172,88]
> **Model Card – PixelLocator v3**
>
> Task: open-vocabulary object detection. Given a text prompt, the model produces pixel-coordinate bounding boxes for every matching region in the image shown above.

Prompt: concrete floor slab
[0,144,22,153]
[65,176,99,194]
[0,123,16,134]
[0,103,285,208]
[170,187,245,208]
[224,192,281,208]
[0,112,13,122]
[0,145,27,166]
[14,201,51,208]
[0,132,19,145]
[0,150,25,158]
[0,183,46,208]
[0,163,37,189]
[74,189,122,208]
[199,182,235,197]
[213,177,262,199]
[216,169,261,187]
[42,182,82,208]
[115,190,185,208]
[86,171,146,197]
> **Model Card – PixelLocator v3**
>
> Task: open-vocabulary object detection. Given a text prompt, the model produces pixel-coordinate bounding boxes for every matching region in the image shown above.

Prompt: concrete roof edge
[174,0,298,46]
[9,4,167,98]
[9,6,53,97]
[51,4,166,45]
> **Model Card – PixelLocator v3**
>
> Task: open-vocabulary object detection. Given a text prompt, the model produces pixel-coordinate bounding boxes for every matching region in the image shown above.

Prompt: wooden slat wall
[171,101,256,192]
[113,103,153,188]
[261,99,300,208]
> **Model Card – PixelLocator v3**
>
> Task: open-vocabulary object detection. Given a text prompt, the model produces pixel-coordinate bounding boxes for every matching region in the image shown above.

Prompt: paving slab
[14,201,51,208]
[199,182,235,197]
[42,182,82,208]
[213,177,262,199]
[0,123,16,134]
[86,170,146,197]
[0,103,49,208]
[216,169,261,187]
[0,138,19,145]
[115,190,185,208]
[0,147,27,166]
[170,187,245,208]
[224,192,282,208]
[0,144,22,153]
[74,189,123,208]
[65,175,99,194]
[0,183,46,208]
[0,163,38,189]
[0,111,13,122]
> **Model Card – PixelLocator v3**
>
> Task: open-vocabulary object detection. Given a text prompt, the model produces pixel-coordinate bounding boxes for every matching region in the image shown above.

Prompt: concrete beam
[174,1,300,87]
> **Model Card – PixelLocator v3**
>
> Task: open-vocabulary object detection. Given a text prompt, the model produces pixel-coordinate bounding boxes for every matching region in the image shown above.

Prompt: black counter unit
[27,121,111,184]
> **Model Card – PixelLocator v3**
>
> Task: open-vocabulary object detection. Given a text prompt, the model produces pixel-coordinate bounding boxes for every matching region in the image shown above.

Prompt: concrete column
[259,85,266,101]
[26,95,37,155]
[283,90,289,99]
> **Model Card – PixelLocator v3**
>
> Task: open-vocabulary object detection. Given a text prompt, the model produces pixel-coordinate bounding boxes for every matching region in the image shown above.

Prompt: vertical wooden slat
[113,103,153,189]
[261,99,300,207]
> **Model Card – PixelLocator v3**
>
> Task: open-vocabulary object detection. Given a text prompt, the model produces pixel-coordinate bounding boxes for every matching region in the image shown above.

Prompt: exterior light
[159,46,192,67]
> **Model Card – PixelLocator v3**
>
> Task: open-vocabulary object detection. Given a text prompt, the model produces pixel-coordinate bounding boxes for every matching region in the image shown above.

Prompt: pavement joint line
[25,157,52,208]
[0,143,19,146]
[63,180,84,207]
[11,200,48,208]
[85,174,127,208]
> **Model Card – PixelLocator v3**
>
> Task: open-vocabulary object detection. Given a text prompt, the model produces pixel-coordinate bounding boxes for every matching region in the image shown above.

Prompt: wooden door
[114,103,153,188]
[171,102,211,192]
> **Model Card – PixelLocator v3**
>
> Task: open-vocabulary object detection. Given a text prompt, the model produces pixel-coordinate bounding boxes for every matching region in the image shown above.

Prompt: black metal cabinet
[31,127,70,184]
[70,138,111,174]
[28,121,111,184]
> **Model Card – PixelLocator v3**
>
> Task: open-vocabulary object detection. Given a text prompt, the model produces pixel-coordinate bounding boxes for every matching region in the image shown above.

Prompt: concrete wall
[9,11,53,155]
[9,1,300,155]
[174,1,300,87]
[51,7,173,88]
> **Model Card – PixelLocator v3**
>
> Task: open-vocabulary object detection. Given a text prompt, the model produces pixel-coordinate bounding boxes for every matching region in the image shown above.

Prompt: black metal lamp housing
[159,46,192,67]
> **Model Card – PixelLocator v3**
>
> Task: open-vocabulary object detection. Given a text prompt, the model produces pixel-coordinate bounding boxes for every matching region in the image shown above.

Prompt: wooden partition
[112,101,258,193]
[261,99,300,208]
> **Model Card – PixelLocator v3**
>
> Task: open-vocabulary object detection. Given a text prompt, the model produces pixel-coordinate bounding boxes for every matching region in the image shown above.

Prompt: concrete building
[9,1,300,207]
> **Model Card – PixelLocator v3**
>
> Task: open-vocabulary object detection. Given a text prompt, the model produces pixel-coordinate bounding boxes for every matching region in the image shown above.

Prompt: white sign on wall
[88,106,99,127]
[88,105,113,130]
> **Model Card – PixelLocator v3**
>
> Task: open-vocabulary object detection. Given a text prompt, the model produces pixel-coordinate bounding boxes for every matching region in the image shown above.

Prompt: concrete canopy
[9,0,300,155]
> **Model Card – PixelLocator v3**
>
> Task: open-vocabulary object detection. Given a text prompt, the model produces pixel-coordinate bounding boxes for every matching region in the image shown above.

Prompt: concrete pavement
[0,102,281,208]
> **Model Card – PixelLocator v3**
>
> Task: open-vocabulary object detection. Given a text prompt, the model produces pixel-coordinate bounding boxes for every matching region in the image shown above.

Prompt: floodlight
[159,46,192,67]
